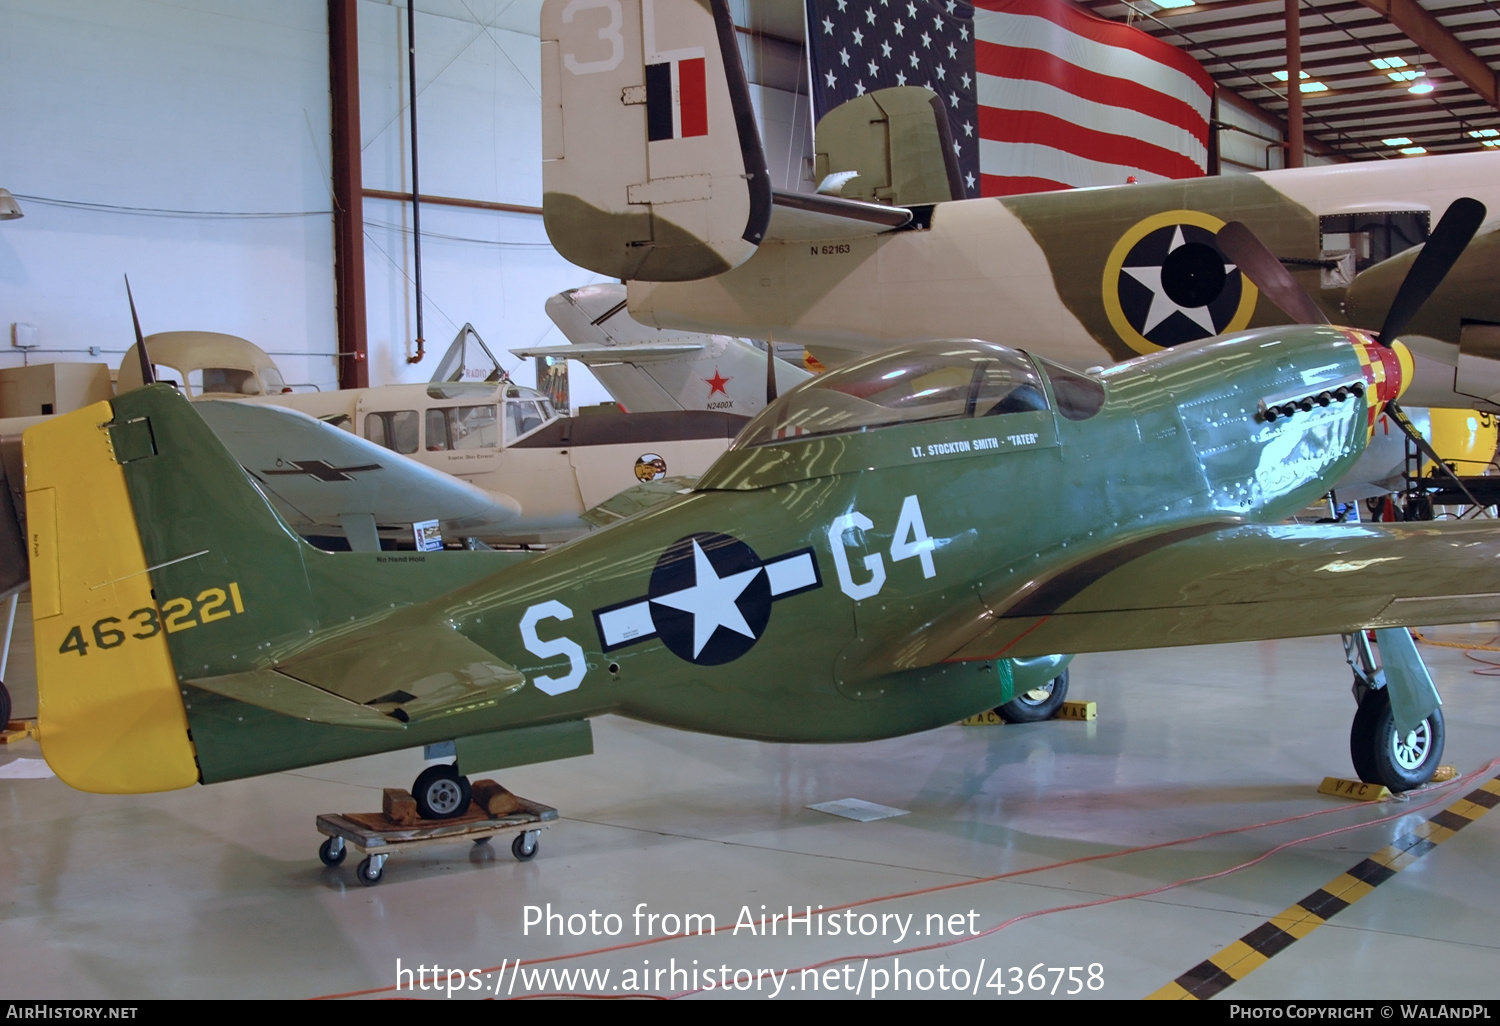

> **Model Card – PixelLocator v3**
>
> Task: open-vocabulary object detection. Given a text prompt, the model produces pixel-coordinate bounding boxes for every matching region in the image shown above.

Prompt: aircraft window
[363,410,419,454]
[506,401,547,441]
[450,405,499,449]
[199,367,262,395]
[425,405,500,451]
[736,340,1049,447]
[1039,361,1106,421]
[260,366,287,393]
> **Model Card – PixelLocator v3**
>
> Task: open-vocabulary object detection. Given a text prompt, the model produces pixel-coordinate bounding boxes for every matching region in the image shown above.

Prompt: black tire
[356,856,383,886]
[0,681,11,727]
[1350,687,1445,792]
[318,837,346,866]
[997,670,1069,723]
[512,833,539,862]
[412,764,472,820]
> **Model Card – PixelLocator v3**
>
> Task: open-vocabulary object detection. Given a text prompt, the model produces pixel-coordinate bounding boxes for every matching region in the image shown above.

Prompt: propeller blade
[1387,400,1487,510]
[1215,222,1328,326]
[124,275,155,386]
[1376,197,1486,346]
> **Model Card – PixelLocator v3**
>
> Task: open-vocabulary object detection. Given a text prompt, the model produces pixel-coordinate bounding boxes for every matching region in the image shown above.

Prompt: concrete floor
[2,598,1498,1001]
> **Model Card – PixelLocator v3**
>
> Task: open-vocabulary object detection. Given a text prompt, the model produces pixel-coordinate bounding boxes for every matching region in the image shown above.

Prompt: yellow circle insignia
[1102,209,1260,356]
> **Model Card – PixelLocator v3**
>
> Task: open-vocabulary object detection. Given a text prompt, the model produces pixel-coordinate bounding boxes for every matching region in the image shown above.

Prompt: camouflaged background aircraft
[23,200,1500,852]
[539,0,1500,410]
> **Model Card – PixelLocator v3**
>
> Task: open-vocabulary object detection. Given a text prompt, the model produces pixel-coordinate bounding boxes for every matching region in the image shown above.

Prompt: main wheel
[318,837,346,866]
[997,670,1069,723]
[412,764,472,820]
[1350,687,1445,792]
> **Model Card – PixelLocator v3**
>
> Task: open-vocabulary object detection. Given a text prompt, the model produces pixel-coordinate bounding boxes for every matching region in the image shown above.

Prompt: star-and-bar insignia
[593,532,822,665]
[261,460,383,482]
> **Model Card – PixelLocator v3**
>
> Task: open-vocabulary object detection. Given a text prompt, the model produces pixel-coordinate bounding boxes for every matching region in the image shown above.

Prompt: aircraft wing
[949,521,1500,661]
[195,401,522,542]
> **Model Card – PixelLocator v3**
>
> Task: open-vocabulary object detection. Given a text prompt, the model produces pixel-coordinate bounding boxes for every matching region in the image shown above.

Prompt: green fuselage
[143,326,1376,784]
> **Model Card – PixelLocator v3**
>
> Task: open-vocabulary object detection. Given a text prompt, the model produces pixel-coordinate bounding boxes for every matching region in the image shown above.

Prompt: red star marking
[705,368,731,396]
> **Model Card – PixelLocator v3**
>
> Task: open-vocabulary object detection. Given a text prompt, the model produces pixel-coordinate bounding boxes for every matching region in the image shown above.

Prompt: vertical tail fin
[541,0,771,281]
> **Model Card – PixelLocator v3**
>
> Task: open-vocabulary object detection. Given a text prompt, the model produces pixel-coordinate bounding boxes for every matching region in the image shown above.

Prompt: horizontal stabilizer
[197,400,522,537]
[195,621,528,728]
[191,668,407,731]
[512,342,705,364]
[767,189,912,241]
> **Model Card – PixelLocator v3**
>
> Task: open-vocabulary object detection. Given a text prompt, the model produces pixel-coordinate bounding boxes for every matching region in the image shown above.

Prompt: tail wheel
[412,764,473,820]
[996,670,1069,723]
[1350,687,1444,792]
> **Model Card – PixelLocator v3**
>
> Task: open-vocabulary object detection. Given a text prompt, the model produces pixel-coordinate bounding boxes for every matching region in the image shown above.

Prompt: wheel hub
[427,780,465,815]
[1392,721,1431,771]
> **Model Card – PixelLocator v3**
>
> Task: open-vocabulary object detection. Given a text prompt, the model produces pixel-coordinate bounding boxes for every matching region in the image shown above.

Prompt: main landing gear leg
[1341,629,1445,792]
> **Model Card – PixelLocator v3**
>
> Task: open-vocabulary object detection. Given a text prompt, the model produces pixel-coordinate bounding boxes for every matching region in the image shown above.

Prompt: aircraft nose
[1353,333,1412,406]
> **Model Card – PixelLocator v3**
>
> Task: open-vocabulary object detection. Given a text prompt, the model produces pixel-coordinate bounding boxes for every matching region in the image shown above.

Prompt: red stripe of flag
[976,40,1207,143]
[981,174,1072,194]
[678,57,707,138]
[973,0,1214,95]
[978,107,1206,180]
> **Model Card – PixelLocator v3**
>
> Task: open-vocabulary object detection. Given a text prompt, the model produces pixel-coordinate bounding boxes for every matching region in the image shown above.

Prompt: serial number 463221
[58,582,245,657]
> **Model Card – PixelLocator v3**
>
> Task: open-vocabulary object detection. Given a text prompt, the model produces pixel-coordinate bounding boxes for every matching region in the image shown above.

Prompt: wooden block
[0,720,36,744]
[959,709,1005,727]
[382,788,421,825]
[1318,777,1391,802]
[1057,700,1096,721]
[471,778,521,816]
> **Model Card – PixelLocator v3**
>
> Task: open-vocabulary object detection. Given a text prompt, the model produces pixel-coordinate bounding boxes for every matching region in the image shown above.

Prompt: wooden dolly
[315,795,557,886]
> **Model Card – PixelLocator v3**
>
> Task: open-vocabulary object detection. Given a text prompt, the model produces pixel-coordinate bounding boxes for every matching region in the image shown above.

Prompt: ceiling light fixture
[1370,56,1409,70]
[0,190,21,221]
[1400,146,1427,155]
[1409,81,1435,95]
[1382,137,1413,146]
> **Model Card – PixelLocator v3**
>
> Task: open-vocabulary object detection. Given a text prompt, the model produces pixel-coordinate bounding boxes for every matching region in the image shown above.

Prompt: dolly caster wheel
[512,831,540,862]
[318,837,346,866]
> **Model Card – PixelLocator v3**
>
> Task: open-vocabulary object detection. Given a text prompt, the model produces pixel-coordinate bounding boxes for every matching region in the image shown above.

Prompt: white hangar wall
[0,0,343,391]
[0,0,812,403]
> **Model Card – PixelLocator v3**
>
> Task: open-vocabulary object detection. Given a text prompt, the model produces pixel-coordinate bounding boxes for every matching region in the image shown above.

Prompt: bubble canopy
[735,340,1083,449]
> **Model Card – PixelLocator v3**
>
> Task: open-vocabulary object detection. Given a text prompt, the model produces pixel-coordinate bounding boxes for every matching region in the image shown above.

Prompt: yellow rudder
[24,400,198,793]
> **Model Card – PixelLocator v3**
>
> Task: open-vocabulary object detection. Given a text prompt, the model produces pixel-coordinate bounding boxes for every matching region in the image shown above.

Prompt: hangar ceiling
[1076,0,1500,162]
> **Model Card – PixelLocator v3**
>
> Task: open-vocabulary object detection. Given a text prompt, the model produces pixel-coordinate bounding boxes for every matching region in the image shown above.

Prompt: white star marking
[895,70,907,85]
[837,0,847,9]
[651,540,763,659]
[946,0,956,12]
[1121,227,1237,336]
[960,25,968,40]
[823,16,834,34]
[962,119,973,136]
[921,31,931,48]
[839,48,851,66]
[855,80,866,95]
[881,40,892,57]
[868,59,880,75]
[866,6,877,23]
[965,171,975,189]
[947,42,957,59]
[852,27,864,45]
[935,64,946,80]
[906,1,917,16]
[894,18,904,35]
[825,69,838,88]
[961,71,971,89]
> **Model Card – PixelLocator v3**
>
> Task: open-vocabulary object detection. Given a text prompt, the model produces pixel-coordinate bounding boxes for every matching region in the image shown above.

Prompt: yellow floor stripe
[1147,772,1500,1000]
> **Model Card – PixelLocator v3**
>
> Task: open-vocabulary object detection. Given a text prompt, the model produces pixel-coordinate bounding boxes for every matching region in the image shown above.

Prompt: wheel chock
[1431,765,1458,783]
[1319,777,1392,801]
[1056,700,1097,721]
[960,709,1005,726]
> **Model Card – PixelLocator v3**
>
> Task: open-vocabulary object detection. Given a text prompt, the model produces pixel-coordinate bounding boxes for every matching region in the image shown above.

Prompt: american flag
[806,0,1213,196]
